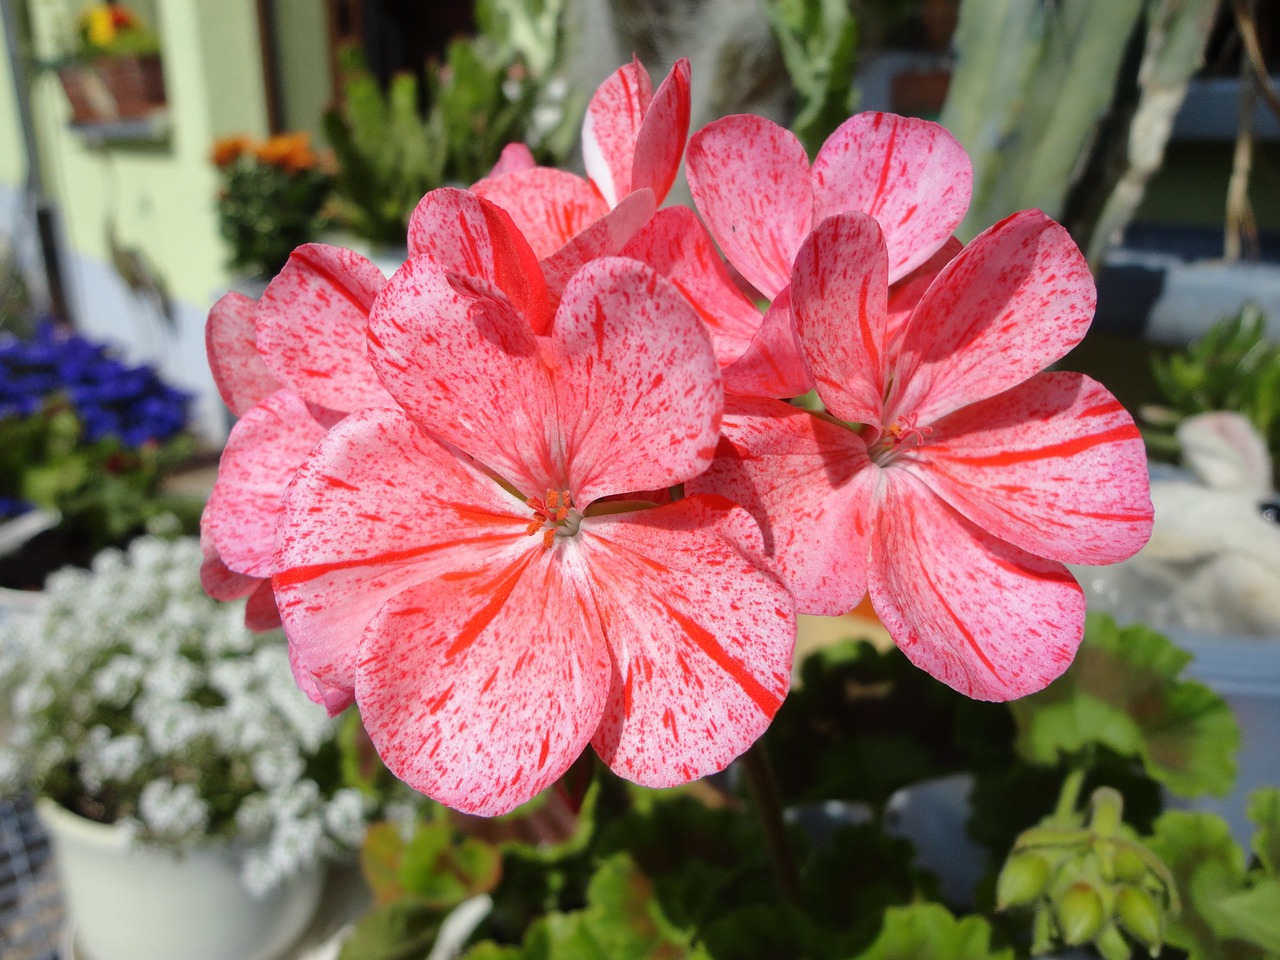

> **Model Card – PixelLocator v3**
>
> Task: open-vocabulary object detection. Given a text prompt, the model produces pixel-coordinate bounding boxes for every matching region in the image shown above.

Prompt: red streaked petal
[356,547,609,816]
[273,407,531,693]
[255,243,389,412]
[907,372,1153,565]
[244,580,283,632]
[686,396,876,615]
[551,258,723,503]
[367,255,555,495]
[628,57,691,206]
[791,212,888,426]
[206,291,279,416]
[539,188,656,313]
[582,56,654,207]
[204,389,327,579]
[886,236,962,354]
[582,496,794,786]
[406,187,552,334]
[488,142,536,177]
[621,206,762,367]
[891,210,1095,424]
[720,287,814,399]
[289,641,353,715]
[869,471,1085,701]
[686,115,813,299]
[199,519,258,600]
[472,167,609,259]
[811,112,971,283]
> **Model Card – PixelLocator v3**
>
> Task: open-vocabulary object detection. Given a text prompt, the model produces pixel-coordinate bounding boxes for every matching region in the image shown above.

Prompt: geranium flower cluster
[0,535,375,896]
[202,59,1153,816]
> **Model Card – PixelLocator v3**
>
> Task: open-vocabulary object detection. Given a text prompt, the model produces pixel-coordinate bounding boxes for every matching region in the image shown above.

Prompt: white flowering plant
[0,531,381,896]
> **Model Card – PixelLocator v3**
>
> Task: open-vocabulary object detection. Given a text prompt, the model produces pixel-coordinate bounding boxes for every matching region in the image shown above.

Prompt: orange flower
[210,135,253,168]
[255,133,317,174]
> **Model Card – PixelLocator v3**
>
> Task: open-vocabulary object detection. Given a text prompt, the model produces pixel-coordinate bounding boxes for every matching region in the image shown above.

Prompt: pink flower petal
[909,372,1153,565]
[582,56,654,207]
[489,142,536,177]
[356,547,610,815]
[686,115,814,299]
[583,495,794,786]
[890,210,1095,425]
[628,57,691,206]
[255,244,390,412]
[206,292,280,416]
[886,236,962,353]
[273,407,532,693]
[869,471,1085,701]
[686,396,876,615]
[244,580,283,632]
[811,112,972,283]
[791,212,888,426]
[472,167,609,259]
[406,187,552,334]
[367,256,556,496]
[204,389,327,579]
[720,288,814,399]
[539,188,656,311]
[551,257,722,503]
[199,520,258,600]
[620,206,762,367]
[289,641,353,715]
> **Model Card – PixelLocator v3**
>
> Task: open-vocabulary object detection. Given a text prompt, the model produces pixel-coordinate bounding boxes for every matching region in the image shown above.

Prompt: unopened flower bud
[997,852,1052,909]
[1056,882,1106,945]
[1112,845,1148,885]
[1116,884,1163,951]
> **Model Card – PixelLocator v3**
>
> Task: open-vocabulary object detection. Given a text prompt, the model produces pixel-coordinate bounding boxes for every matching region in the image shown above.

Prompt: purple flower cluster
[0,323,191,448]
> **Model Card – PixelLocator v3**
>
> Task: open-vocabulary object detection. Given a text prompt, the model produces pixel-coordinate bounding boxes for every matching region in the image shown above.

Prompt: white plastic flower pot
[37,798,324,960]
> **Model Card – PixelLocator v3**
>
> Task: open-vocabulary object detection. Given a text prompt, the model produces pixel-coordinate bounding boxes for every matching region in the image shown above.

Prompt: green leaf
[1248,788,1280,877]
[1205,879,1280,953]
[850,904,1014,960]
[397,817,503,909]
[337,899,443,960]
[1010,615,1240,798]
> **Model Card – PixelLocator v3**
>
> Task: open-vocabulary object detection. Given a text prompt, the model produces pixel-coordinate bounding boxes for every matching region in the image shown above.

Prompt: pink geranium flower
[271,255,795,815]
[689,210,1153,701]
[685,112,972,396]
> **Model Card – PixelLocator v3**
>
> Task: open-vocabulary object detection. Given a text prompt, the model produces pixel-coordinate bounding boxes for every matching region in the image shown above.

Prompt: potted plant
[0,322,198,592]
[0,533,386,960]
[55,2,166,123]
[211,132,335,286]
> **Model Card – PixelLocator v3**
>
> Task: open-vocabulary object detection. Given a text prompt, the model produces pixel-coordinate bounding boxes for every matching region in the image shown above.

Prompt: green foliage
[1148,795,1280,959]
[852,904,1012,960]
[768,0,858,156]
[476,0,564,81]
[1145,304,1280,477]
[1010,614,1240,799]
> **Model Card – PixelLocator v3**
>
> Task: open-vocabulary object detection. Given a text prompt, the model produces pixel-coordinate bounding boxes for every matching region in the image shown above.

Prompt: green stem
[741,741,801,904]
[1053,766,1088,824]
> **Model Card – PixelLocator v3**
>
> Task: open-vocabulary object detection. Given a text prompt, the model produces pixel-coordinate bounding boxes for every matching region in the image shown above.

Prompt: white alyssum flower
[0,534,396,897]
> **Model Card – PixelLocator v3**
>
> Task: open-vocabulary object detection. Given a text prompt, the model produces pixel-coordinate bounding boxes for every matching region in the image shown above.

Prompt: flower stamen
[526,489,582,548]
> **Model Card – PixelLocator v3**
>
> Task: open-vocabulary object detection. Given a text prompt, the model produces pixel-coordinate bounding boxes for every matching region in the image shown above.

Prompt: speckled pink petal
[686,115,814,299]
[539,188,656,311]
[204,389,327,579]
[288,640,353,715]
[273,407,531,693]
[582,56,654,208]
[909,372,1153,565]
[206,291,280,417]
[550,257,722,504]
[199,520,258,601]
[255,244,389,412]
[244,580,283,633]
[886,236,962,353]
[621,206,762,367]
[472,167,609,259]
[367,256,556,495]
[720,288,813,399]
[686,396,876,615]
[791,212,888,426]
[583,495,794,786]
[406,187,552,333]
[488,142,537,177]
[356,545,610,815]
[812,112,971,283]
[628,57,690,206]
[890,210,1095,425]
[869,471,1085,701]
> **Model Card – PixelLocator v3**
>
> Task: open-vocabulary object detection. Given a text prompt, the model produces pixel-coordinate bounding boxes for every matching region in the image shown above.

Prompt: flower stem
[1053,766,1088,824]
[741,741,801,903]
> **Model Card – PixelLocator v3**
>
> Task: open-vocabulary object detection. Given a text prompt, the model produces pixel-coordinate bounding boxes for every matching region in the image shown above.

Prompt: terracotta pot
[93,53,166,119]
[56,65,115,124]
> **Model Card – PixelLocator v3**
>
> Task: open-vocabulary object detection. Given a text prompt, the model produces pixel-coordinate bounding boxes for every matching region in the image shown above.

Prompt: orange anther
[546,489,560,510]
[542,528,555,549]
[526,519,543,536]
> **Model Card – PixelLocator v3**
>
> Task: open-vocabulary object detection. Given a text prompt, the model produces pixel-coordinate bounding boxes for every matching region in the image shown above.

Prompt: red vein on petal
[274,531,515,587]
[444,551,538,660]
[933,425,1138,467]
[659,600,781,717]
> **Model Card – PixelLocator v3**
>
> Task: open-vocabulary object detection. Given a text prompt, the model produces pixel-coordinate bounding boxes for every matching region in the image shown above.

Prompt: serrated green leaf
[1249,789,1280,877]
[850,903,1014,960]
[1204,879,1280,952]
[1011,615,1239,798]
